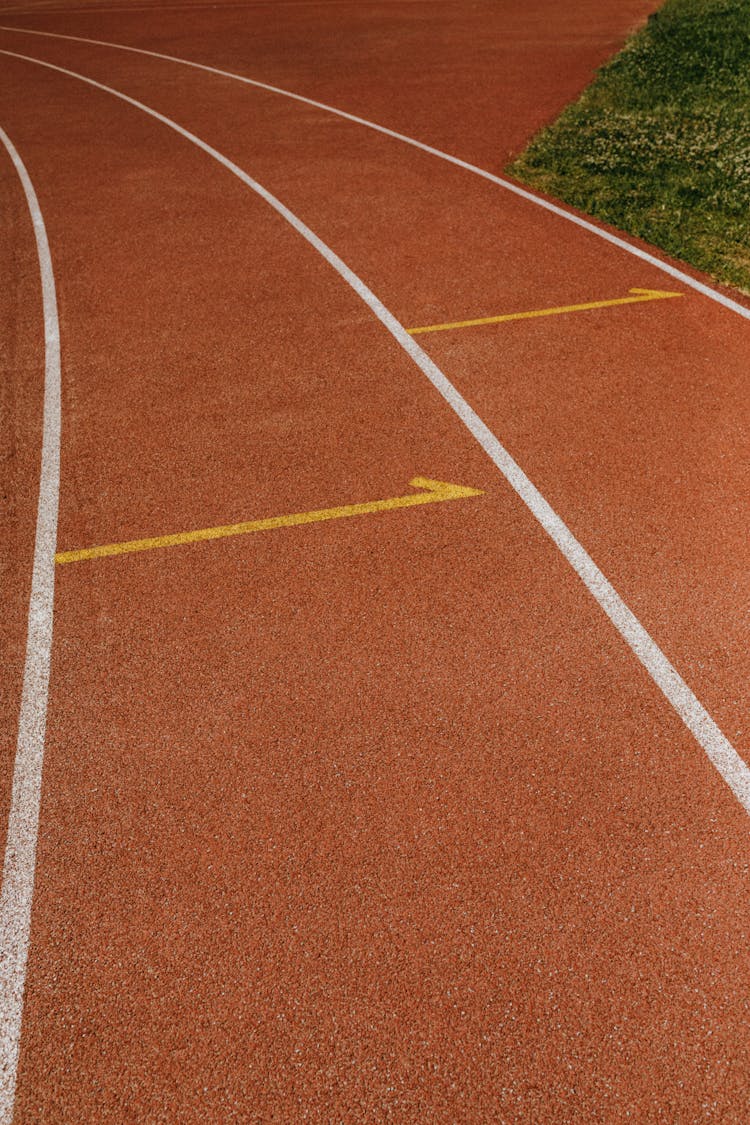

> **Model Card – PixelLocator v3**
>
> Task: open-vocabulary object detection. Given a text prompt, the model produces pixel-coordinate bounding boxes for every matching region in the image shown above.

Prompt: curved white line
[1,24,750,322]
[0,127,61,1124]
[3,48,749,824]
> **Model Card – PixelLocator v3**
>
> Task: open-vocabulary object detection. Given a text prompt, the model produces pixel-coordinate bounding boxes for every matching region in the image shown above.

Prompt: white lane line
[1,24,749,323]
[4,49,749,822]
[0,127,61,1124]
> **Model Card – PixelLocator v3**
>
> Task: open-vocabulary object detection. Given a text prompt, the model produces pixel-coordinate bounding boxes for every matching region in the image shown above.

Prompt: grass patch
[508,0,750,293]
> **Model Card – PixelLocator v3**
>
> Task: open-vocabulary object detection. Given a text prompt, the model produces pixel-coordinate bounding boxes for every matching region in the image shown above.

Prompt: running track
[2,3,750,1121]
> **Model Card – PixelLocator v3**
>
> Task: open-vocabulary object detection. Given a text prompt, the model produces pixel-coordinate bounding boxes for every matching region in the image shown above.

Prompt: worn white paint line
[0,127,61,1124]
[1,24,749,322]
[4,49,750,819]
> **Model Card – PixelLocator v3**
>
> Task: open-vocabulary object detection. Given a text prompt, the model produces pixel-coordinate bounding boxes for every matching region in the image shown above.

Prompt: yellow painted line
[55,476,484,564]
[406,287,684,335]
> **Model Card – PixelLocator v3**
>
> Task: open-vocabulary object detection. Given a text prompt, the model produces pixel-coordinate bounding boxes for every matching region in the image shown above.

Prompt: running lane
[2,6,750,1125]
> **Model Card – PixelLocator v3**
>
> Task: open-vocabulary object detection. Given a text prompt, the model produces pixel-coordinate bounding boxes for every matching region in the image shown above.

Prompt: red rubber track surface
[2,4,749,1122]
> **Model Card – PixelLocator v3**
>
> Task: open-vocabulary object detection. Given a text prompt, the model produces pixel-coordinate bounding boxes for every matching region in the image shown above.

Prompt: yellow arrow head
[628,287,684,299]
[409,476,485,499]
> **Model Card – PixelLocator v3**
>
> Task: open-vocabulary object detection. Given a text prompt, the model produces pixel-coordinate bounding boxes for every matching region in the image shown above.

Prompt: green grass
[508,0,750,293]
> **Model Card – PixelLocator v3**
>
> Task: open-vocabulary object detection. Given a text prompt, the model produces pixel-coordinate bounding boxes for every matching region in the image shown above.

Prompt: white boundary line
[1,23,750,322]
[3,47,750,827]
[0,127,61,1124]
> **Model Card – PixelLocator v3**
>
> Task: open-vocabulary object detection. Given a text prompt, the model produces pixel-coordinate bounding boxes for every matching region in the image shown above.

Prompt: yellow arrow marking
[55,477,484,564]
[406,287,684,335]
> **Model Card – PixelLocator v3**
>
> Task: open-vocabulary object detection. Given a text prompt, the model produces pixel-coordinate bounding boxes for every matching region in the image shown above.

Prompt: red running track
[1,3,749,1122]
